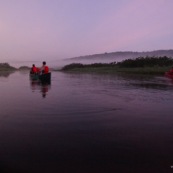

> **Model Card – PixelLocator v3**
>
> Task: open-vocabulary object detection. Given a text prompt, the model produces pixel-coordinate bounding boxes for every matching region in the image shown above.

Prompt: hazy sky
[0,0,173,62]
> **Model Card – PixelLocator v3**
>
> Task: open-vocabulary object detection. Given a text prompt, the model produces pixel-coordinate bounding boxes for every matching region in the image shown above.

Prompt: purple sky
[0,0,173,62]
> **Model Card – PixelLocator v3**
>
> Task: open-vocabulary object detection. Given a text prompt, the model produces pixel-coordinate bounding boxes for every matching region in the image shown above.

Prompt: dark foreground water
[0,71,173,173]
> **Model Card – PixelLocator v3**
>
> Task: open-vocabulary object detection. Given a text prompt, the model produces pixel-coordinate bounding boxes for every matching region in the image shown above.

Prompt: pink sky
[0,0,173,62]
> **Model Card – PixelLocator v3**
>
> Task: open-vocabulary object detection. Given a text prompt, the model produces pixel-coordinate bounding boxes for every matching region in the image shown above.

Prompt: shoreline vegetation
[0,63,30,71]
[0,56,173,75]
[0,63,16,71]
[60,56,173,75]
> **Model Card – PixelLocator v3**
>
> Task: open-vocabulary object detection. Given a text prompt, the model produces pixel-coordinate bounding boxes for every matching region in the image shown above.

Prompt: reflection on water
[127,76,173,90]
[30,79,51,98]
[0,71,173,173]
[0,71,15,78]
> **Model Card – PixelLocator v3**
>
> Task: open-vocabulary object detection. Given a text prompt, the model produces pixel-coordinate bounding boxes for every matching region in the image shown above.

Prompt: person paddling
[30,64,37,74]
[40,61,49,74]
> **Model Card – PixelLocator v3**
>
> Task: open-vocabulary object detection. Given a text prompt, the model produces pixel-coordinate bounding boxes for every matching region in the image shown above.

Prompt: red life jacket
[37,68,40,73]
[31,66,37,73]
[169,69,173,74]
[44,66,49,73]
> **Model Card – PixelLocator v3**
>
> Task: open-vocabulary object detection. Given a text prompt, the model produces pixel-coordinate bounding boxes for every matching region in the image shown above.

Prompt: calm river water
[0,71,173,173]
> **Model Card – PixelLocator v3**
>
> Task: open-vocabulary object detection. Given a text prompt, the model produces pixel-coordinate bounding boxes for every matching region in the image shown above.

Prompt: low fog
[6,50,173,70]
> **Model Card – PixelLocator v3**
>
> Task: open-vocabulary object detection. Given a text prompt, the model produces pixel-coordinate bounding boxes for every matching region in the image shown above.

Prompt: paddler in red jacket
[40,61,49,74]
[169,67,173,74]
[30,64,37,74]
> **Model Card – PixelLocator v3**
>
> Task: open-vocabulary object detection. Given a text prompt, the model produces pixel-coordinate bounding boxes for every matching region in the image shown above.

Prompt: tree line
[117,56,173,68]
[61,56,173,70]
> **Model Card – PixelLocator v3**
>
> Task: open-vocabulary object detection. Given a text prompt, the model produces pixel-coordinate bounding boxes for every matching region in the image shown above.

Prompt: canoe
[30,72,51,84]
[30,73,39,80]
[39,73,51,84]
[165,72,173,79]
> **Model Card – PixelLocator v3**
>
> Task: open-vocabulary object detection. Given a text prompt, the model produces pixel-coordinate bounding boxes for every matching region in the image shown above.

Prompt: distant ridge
[65,49,173,64]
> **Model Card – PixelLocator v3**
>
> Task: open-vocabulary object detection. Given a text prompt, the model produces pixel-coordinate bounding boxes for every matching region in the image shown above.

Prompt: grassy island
[0,63,16,71]
[61,56,173,75]
[0,63,31,71]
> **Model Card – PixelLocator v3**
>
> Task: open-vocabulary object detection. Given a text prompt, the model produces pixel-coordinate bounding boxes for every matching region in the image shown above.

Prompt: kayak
[30,72,51,84]
[165,72,173,79]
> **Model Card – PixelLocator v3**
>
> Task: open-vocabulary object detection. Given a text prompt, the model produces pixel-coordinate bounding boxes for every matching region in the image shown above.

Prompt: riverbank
[60,56,173,75]
[60,64,171,75]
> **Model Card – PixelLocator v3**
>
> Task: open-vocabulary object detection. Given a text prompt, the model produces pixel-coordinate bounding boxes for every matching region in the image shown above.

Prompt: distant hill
[64,50,173,64]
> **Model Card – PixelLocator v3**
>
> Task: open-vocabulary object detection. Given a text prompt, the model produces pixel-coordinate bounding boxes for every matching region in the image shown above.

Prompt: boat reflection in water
[30,74,51,98]
[30,80,51,98]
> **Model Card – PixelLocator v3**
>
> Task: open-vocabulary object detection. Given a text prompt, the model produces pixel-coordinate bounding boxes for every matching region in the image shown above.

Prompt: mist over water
[5,49,173,70]
[0,71,173,173]
[7,60,66,69]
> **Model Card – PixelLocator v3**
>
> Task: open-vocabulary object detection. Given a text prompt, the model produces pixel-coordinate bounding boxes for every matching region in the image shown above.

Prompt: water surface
[0,71,173,173]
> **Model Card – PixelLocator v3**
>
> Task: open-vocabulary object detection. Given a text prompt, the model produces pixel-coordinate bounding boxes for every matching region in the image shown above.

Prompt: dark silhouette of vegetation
[61,63,84,70]
[62,56,173,71]
[18,66,30,70]
[61,56,173,75]
[117,56,173,68]
[61,62,116,71]
[0,63,16,71]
